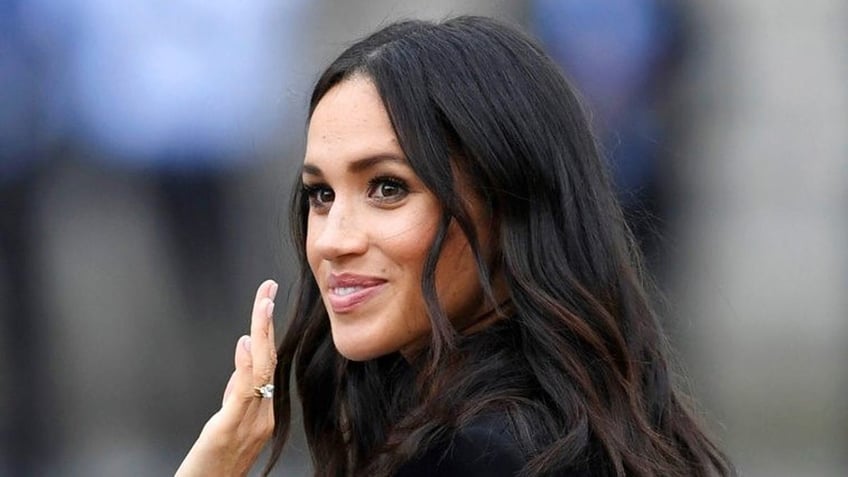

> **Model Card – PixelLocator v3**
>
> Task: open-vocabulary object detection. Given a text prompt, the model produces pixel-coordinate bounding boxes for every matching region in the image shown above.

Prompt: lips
[326,273,387,313]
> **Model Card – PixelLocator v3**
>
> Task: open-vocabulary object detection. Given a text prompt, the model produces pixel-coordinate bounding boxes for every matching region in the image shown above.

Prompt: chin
[331,333,386,362]
[333,343,384,362]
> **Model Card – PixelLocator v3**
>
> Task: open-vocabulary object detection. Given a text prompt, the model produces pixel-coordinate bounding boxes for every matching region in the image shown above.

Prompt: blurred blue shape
[25,0,308,170]
[0,0,45,181]
[532,0,684,198]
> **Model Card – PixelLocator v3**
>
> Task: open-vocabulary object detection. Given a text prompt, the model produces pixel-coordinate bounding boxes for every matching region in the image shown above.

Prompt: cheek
[304,218,321,274]
[434,224,486,318]
[375,208,440,259]
[377,224,433,277]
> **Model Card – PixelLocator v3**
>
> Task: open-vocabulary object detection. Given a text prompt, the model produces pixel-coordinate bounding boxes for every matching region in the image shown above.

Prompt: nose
[311,201,369,261]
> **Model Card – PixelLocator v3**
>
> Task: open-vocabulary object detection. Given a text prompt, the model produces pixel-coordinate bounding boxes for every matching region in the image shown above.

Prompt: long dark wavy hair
[266,16,733,477]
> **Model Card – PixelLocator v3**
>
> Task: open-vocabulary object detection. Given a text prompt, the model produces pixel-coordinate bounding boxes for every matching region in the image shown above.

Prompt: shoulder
[395,413,525,477]
[394,412,596,477]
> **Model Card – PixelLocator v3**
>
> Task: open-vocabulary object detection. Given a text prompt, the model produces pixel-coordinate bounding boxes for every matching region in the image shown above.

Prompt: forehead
[305,77,403,165]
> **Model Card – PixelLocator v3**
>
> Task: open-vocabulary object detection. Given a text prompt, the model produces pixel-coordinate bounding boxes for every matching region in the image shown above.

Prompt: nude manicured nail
[266,301,275,319]
[243,336,252,352]
[269,281,279,300]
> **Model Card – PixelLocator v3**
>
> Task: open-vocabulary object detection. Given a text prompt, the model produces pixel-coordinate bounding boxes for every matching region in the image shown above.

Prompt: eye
[303,183,334,211]
[367,176,409,204]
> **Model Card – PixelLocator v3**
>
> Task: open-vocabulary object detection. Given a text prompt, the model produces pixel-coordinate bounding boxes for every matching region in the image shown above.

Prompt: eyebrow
[302,154,407,177]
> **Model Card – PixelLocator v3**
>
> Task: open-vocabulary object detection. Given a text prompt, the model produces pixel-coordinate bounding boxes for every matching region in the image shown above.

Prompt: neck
[399,298,514,361]
[457,297,513,335]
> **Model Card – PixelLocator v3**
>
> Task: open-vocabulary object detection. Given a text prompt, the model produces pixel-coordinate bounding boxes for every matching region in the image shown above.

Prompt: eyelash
[302,183,333,211]
[302,175,410,212]
[367,176,409,202]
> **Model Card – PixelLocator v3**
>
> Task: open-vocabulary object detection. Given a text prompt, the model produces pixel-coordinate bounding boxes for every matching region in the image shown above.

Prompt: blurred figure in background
[0,1,52,474]
[13,0,310,473]
[531,0,687,267]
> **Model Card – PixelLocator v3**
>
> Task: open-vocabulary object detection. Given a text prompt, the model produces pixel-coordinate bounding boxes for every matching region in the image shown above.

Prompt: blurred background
[0,0,845,475]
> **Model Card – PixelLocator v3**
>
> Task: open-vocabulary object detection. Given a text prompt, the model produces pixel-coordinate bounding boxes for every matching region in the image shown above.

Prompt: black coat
[395,413,592,477]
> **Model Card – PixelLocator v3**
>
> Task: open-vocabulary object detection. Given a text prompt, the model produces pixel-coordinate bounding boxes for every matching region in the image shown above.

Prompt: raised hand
[176,280,279,477]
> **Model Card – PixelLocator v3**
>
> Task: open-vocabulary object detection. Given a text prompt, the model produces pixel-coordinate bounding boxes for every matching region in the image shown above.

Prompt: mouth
[326,274,387,313]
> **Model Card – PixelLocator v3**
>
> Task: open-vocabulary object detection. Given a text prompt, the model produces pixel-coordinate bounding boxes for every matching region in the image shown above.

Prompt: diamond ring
[254,383,274,399]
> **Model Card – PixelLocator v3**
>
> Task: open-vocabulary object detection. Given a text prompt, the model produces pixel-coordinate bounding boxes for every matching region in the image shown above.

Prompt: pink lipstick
[326,273,387,313]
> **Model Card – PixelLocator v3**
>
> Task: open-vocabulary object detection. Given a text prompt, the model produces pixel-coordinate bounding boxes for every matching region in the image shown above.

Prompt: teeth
[333,286,363,296]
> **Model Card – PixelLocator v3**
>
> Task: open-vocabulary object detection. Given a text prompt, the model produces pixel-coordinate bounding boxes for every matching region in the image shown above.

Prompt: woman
[177,16,734,477]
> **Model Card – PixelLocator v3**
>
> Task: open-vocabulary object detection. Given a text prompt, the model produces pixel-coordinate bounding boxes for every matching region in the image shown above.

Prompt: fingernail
[266,301,275,319]
[269,281,279,300]
[243,336,252,352]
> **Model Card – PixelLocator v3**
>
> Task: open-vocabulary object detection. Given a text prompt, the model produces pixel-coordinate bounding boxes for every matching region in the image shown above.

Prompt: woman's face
[303,76,494,361]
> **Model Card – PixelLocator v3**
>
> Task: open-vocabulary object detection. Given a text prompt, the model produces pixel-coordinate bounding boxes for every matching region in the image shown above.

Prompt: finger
[234,335,254,399]
[216,334,254,426]
[222,334,250,406]
[251,280,278,388]
[267,284,277,357]
[222,370,237,407]
[260,307,277,417]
